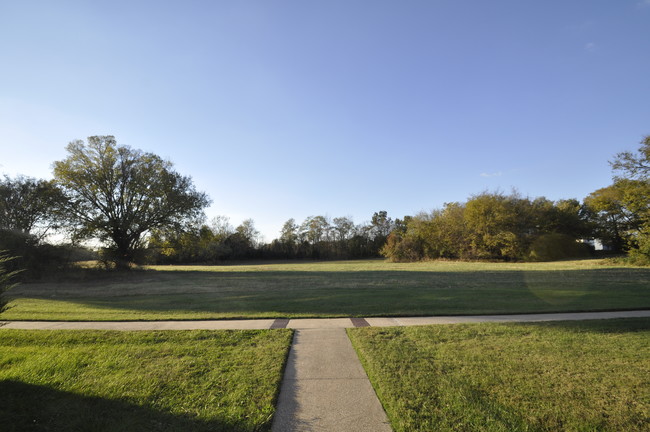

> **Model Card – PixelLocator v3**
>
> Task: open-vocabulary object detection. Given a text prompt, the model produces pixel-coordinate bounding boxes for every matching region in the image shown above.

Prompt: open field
[3,259,650,321]
[0,329,293,432]
[348,318,650,432]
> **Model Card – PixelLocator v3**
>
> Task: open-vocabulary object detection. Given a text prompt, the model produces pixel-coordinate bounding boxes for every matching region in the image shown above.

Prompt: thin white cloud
[638,0,650,7]
[480,171,503,178]
[585,42,597,53]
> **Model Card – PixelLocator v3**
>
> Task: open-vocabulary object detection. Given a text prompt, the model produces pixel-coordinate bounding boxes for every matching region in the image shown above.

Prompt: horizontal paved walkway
[2,310,649,330]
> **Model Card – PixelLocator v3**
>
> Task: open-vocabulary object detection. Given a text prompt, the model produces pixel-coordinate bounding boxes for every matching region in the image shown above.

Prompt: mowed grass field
[0,329,293,432]
[348,318,650,432]
[3,259,650,320]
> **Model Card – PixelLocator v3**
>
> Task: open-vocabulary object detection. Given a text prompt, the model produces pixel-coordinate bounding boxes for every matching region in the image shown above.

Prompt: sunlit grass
[3,259,649,321]
[348,318,650,432]
[0,329,293,432]
[145,258,610,271]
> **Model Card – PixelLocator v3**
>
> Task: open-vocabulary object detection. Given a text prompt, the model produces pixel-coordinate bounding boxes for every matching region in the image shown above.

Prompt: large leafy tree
[583,185,632,251]
[369,211,393,239]
[300,216,330,245]
[0,175,64,240]
[582,136,650,256]
[608,136,650,258]
[610,136,650,226]
[332,216,354,242]
[611,136,650,181]
[53,136,210,268]
[279,218,299,245]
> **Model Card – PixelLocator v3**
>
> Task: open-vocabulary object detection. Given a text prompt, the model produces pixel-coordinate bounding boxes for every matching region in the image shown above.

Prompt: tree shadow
[8,267,650,319]
[508,316,650,334]
[0,380,259,432]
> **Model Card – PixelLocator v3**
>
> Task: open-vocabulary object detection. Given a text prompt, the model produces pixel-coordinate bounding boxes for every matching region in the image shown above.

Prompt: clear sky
[1,1,649,241]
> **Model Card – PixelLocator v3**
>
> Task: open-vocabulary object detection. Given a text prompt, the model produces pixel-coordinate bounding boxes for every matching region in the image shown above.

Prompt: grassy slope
[0,329,293,432]
[348,318,650,432]
[3,259,650,320]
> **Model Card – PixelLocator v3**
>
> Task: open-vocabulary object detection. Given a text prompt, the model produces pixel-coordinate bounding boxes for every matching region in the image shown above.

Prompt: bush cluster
[382,193,592,262]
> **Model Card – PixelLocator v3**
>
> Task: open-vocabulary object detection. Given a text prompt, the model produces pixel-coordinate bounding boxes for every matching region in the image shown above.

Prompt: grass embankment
[3,259,650,321]
[348,318,650,432]
[0,329,293,432]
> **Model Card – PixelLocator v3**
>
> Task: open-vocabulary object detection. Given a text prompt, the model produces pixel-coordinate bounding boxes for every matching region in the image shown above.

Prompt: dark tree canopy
[0,252,19,313]
[0,175,63,240]
[53,136,210,267]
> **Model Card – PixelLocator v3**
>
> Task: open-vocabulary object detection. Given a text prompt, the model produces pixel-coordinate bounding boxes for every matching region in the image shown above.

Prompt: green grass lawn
[348,318,650,432]
[3,259,650,321]
[0,329,293,432]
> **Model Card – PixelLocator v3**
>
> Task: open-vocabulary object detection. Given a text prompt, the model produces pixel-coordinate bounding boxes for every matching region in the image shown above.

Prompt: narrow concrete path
[271,328,392,432]
[2,310,649,330]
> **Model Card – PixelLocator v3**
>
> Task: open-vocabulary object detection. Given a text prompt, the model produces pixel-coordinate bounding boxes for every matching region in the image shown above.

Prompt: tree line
[383,137,650,263]
[1,135,650,279]
[148,211,394,263]
[381,193,592,262]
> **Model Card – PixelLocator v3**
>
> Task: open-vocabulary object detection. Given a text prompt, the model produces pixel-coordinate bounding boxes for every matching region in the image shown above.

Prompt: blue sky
[1,1,649,241]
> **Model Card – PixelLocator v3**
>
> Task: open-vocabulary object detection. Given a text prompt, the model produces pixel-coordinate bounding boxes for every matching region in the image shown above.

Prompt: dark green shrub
[627,228,650,265]
[0,229,74,279]
[381,233,423,262]
[0,251,20,313]
[528,233,592,262]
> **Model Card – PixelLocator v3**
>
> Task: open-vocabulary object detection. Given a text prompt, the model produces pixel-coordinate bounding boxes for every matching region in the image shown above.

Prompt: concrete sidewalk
[2,310,649,330]
[271,329,392,432]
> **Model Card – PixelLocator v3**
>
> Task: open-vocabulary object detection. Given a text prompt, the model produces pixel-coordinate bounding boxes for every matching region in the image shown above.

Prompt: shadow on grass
[8,267,650,319]
[511,316,650,334]
[0,380,255,432]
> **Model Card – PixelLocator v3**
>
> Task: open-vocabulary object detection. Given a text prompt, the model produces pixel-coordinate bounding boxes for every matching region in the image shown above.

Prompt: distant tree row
[147,217,261,263]
[1,135,650,275]
[147,211,394,263]
[262,211,393,260]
